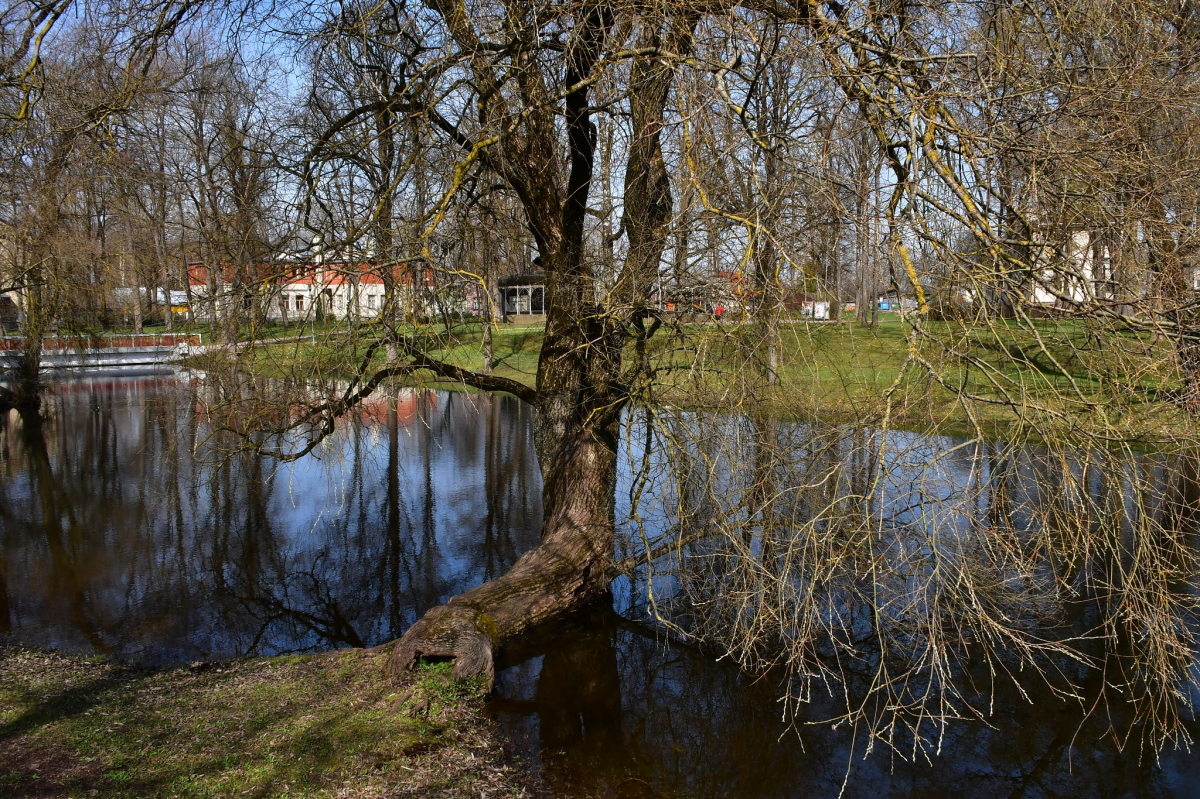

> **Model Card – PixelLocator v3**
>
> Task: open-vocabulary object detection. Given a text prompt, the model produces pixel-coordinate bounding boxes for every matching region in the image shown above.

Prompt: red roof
[187,261,433,288]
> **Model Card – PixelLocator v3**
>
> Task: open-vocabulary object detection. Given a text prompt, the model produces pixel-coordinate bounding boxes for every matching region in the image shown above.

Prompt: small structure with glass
[498,272,546,318]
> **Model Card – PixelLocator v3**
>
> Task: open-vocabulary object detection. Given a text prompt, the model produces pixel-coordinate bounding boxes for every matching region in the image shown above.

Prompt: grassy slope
[0,647,529,798]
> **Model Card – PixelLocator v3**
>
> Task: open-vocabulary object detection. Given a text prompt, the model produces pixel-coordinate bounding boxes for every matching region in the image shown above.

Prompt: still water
[1,373,1198,797]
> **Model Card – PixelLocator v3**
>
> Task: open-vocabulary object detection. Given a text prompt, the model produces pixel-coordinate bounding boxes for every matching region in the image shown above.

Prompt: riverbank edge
[178,316,1194,448]
[0,645,537,798]
[182,345,1191,454]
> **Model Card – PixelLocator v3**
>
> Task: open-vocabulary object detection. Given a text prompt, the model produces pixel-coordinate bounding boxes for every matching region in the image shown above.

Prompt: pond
[1,373,1197,797]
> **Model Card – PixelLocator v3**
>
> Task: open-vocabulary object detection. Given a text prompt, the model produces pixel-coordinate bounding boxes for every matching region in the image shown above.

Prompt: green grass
[190,311,1189,442]
[219,320,545,391]
[100,319,353,344]
[632,314,1184,436]
[0,647,526,798]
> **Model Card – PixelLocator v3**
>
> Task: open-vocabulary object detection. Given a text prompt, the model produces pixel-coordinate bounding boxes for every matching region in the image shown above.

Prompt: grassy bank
[201,313,1185,442]
[0,647,532,798]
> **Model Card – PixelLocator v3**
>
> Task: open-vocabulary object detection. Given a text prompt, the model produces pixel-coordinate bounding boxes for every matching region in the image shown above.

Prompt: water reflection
[0,373,540,664]
[609,408,1200,762]
[495,604,1200,798]
[1,375,1198,796]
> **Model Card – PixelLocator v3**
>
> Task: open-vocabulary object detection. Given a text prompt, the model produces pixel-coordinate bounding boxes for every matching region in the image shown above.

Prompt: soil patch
[0,738,103,797]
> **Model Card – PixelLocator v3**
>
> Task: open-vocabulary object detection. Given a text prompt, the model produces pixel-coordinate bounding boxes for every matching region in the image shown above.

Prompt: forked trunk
[387,0,685,686]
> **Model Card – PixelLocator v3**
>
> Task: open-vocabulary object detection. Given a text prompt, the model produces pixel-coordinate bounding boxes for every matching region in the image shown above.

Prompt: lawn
[0,647,529,798]
[187,311,1186,442]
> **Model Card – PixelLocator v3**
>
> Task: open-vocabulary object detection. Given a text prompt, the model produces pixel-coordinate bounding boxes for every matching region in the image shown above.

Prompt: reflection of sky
[613,410,1196,630]
[0,375,541,664]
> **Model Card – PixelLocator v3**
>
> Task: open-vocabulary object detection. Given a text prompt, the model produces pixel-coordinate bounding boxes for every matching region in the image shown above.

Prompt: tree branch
[405,347,538,404]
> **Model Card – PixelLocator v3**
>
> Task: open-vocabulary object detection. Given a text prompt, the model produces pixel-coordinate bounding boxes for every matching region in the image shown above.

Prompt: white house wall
[269,282,405,320]
[1029,231,1111,306]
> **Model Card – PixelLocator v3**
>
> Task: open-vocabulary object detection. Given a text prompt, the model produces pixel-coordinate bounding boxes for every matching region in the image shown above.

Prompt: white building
[188,261,438,321]
[1028,231,1113,307]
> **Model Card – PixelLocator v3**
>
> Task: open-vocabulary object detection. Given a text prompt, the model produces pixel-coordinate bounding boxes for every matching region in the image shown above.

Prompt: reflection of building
[357,388,437,426]
[498,272,546,318]
[189,381,436,427]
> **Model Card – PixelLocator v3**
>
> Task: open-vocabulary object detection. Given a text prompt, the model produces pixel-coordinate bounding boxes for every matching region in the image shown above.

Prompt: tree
[0,1,200,403]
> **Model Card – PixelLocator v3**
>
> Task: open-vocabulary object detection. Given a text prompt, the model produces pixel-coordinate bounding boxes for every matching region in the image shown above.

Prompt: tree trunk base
[385,430,617,691]
[388,604,498,687]
[385,541,612,691]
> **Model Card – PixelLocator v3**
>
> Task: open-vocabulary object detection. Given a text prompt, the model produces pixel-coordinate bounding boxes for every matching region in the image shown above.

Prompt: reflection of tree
[224,388,545,654]
[481,395,538,582]
[387,389,403,636]
[620,409,1200,756]
[496,602,1192,798]
[16,406,112,652]
[421,393,438,604]
[0,378,544,663]
[493,606,637,794]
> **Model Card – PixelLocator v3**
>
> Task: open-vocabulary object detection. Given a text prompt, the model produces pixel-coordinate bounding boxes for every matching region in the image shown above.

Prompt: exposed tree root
[387,432,616,689]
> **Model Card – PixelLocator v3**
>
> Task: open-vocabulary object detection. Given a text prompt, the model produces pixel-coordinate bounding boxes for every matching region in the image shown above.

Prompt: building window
[367,294,376,309]
[295,295,303,311]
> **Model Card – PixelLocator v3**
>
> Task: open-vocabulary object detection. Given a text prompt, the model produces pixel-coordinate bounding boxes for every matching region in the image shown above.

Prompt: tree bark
[752,128,781,385]
[478,220,495,373]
